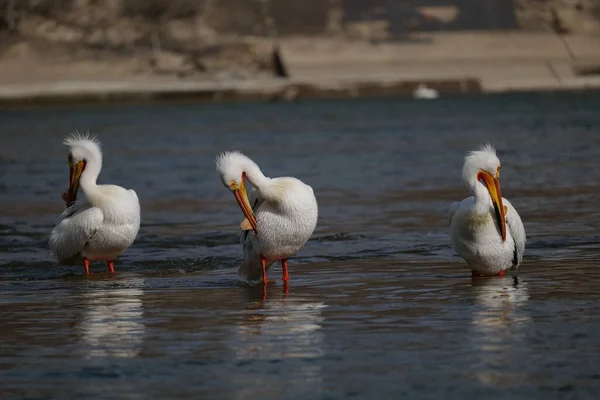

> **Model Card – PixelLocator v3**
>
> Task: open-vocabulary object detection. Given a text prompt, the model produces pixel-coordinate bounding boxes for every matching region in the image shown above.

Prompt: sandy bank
[0,32,599,106]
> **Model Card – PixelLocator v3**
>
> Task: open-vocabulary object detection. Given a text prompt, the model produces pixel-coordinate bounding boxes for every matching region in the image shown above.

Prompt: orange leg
[84,258,90,275]
[283,281,289,296]
[261,256,268,285]
[497,270,505,277]
[107,260,115,273]
[281,259,290,281]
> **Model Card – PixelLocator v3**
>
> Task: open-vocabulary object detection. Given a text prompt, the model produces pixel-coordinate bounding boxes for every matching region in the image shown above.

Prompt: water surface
[1,92,600,399]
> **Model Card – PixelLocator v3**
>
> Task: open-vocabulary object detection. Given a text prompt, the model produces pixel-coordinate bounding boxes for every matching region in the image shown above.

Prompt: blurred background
[0,0,599,102]
[2,3,600,399]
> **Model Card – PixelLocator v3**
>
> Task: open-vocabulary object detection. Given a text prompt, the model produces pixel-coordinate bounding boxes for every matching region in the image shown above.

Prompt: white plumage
[216,151,318,284]
[449,144,526,276]
[49,132,140,273]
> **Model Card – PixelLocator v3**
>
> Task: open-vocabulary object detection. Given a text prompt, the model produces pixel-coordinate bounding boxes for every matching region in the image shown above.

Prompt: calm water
[1,92,600,399]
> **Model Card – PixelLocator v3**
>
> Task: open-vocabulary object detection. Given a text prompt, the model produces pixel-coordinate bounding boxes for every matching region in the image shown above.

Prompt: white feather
[217,152,318,284]
[63,131,101,150]
[448,201,461,225]
[504,198,526,267]
[50,205,103,264]
[450,145,526,275]
[50,134,140,266]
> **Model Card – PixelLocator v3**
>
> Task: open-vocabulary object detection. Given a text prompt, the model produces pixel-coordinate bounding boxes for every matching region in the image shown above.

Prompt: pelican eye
[496,165,501,178]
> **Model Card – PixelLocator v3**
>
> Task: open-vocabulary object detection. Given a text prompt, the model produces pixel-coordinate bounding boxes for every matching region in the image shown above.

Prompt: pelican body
[49,133,140,274]
[413,83,439,100]
[449,144,526,276]
[216,151,318,285]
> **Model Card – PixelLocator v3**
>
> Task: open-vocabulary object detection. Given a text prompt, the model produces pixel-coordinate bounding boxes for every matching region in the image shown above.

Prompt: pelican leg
[107,260,115,273]
[497,270,505,277]
[261,256,268,285]
[281,259,289,281]
[84,258,90,275]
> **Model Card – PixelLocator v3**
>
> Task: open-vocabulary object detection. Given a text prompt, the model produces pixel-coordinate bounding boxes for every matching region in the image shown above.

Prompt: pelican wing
[503,198,526,268]
[249,187,263,213]
[448,199,466,225]
[49,204,104,263]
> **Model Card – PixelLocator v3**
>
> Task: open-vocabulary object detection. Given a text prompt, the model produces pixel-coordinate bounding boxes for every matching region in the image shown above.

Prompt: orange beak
[62,160,85,208]
[477,170,506,241]
[231,176,257,233]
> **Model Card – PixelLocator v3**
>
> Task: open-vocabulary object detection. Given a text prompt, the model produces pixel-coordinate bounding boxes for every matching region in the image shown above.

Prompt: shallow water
[1,92,600,399]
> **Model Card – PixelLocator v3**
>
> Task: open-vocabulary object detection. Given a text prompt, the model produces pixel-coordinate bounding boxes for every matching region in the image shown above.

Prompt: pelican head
[62,132,102,208]
[462,144,506,241]
[216,151,265,232]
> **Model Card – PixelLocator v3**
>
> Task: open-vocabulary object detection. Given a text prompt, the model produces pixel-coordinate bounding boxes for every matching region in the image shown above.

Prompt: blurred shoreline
[1,32,599,106]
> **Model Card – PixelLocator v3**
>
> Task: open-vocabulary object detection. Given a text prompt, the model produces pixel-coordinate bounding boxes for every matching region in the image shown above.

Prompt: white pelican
[413,83,439,100]
[49,133,140,274]
[449,144,526,277]
[216,151,318,285]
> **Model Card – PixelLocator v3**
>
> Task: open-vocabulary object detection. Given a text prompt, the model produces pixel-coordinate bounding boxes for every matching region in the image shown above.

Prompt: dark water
[1,92,600,399]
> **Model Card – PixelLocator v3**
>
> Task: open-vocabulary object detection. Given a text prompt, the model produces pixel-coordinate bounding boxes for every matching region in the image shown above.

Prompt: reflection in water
[230,288,327,398]
[470,276,531,386]
[77,278,146,359]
